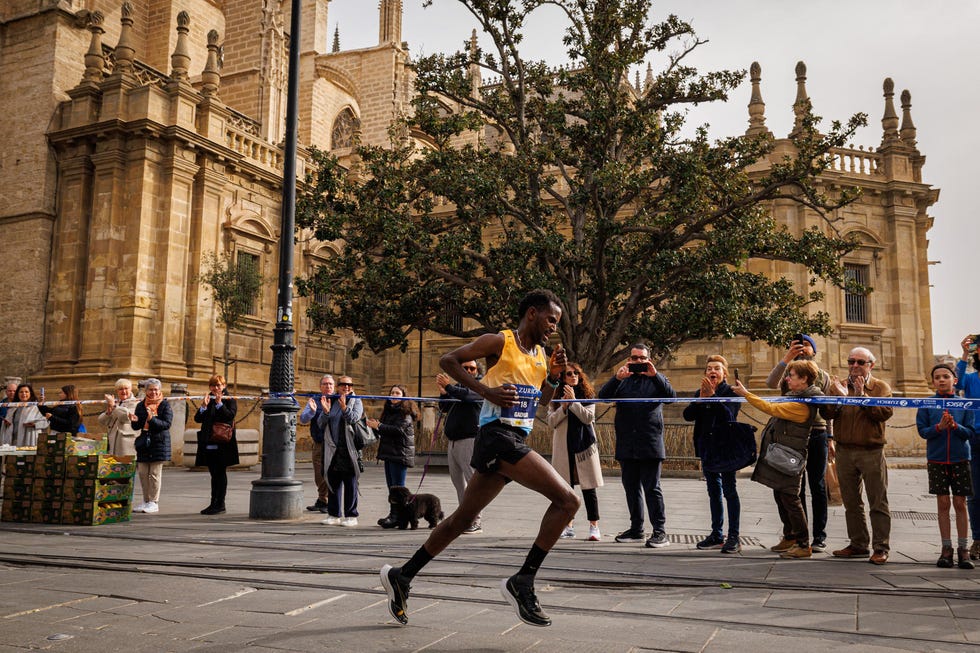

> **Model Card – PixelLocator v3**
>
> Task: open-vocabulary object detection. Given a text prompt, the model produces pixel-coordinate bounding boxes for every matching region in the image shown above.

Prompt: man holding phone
[598,343,677,547]
[765,334,834,552]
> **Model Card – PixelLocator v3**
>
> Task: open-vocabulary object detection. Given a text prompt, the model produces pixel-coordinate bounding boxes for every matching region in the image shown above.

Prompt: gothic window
[331,108,360,150]
[844,263,870,324]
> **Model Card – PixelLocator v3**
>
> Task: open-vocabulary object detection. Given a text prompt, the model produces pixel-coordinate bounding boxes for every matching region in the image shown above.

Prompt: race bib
[498,384,541,429]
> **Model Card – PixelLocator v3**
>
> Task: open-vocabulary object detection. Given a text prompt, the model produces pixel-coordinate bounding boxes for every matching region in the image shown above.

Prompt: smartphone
[970,335,979,354]
[733,368,740,381]
[793,333,806,346]
[627,362,647,374]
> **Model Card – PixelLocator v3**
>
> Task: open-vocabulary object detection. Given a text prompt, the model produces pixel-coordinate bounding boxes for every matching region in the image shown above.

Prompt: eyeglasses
[337,382,353,387]
[563,370,579,377]
[462,366,478,372]
[846,359,869,366]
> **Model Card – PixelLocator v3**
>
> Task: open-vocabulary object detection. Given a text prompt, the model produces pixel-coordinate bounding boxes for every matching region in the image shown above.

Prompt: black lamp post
[249,0,303,519]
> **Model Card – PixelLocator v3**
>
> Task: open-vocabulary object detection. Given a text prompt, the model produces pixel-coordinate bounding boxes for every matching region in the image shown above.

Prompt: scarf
[565,403,596,455]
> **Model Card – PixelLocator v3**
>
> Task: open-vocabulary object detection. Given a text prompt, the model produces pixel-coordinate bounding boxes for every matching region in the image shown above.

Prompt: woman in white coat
[547,362,604,541]
[0,384,48,447]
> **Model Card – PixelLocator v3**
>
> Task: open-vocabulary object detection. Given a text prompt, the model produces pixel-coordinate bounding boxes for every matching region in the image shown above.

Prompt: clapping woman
[99,379,139,456]
[194,374,239,515]
[547,363,604,541]
[130,378,172,514]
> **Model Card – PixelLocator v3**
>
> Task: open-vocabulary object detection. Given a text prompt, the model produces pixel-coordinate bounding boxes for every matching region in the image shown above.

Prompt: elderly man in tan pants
[825,346,894,565]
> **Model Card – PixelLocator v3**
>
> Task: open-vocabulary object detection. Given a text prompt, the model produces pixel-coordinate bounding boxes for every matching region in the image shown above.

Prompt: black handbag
[701,421,757,473]
[351,418,377,448]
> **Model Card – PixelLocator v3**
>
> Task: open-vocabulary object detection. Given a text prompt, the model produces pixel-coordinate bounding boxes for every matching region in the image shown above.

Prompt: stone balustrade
[827,146,881,176]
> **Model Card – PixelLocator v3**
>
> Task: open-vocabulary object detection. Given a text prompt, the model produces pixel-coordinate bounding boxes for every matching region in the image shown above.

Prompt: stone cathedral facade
[0,0,939,430]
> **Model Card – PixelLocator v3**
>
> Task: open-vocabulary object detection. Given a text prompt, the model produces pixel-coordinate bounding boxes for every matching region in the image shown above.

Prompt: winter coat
[376,403,415,467]
[682,382,742,465]
[439,382,482,441]
[320,397,364,485]
[131,399,172,463]
[751,385,822,494]
[98,397,139,456]
[597,372,676,461]
[917,394,975,463]
[824,375,892,447]
[44,404,81,435]
[547,399,604,490]
[194,393,240,468]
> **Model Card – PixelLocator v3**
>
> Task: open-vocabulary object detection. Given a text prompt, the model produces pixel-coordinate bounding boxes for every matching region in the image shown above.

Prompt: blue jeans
[620,458,666,533]
[704,471,740,538]
[968,451,980,540]
[798,430,829,541]
[384,461,408,488]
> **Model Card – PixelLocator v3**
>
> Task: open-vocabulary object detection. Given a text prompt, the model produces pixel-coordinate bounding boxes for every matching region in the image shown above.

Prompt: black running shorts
[470,420,533,474]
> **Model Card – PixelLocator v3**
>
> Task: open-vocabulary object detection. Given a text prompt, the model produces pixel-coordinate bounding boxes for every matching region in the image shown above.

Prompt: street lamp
[249,0,303,519]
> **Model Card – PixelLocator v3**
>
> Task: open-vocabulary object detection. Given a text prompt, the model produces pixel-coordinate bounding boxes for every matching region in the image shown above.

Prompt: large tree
[297,0,865,373]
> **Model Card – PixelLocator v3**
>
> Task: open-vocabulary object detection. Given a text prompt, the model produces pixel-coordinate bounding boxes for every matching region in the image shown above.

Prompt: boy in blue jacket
[917,364,976,569]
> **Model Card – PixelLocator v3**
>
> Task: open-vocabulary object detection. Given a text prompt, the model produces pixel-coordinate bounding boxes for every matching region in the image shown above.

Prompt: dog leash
[410,411,444,503]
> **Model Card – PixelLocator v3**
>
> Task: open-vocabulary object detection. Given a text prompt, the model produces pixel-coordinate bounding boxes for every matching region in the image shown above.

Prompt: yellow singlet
[478,329,549,433]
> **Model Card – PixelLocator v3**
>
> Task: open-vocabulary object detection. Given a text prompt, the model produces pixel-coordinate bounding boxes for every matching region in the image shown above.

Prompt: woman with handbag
[731,360,825,559]
[194,374,239,515]
[368,384,419,529]
[547,362,604,541]
[129,378,172,514]
[682,355,746,554]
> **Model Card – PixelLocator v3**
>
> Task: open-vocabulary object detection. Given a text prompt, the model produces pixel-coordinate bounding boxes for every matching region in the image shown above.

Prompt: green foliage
[197,251,264,332]
[297,0,867,373]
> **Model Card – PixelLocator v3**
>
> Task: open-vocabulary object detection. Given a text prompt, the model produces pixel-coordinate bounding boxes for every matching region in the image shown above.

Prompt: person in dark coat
[130,378,172,514]
[369,384,419,528]
[598,343,676,548]
[194,374,240,515]
[682,355,743,554]
[41,384,82,435]
[320,375,365,527]
[436,361,485,533]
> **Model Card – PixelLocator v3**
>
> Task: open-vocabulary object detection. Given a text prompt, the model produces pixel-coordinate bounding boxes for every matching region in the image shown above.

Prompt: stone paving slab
[0,465,978,652]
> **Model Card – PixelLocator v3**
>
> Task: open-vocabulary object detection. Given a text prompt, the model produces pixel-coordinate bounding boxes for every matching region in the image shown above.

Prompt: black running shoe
[380,564,410,625]
[501,574,551,627]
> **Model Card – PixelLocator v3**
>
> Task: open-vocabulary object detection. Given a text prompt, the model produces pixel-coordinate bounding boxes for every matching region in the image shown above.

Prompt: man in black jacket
[598,343,676,548]
[437,361,484,534]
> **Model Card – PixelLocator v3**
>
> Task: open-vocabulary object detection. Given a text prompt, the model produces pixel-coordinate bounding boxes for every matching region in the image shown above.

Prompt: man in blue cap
[765,334,833,552]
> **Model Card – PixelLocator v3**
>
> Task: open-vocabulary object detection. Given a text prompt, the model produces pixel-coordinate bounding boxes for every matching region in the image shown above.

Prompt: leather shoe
[869,550,889,565]
[306,500,329,513]
[832,545,870,558]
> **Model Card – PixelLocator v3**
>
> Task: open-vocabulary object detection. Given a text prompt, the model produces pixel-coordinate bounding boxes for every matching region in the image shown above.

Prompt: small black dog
[388,485,444,530]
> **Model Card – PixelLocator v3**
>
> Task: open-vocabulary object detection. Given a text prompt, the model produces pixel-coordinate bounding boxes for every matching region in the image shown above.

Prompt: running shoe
[322,516,341,525]
[380,565,410,625]
[614,529,644,543]
[142,501,159,514]
[340,517,358,527]
[721,535,741,554]
[588,525,601,541]
[501,574,551,627]
[559,526,575,539]
[696,534,724,550]
[645,531,670,548]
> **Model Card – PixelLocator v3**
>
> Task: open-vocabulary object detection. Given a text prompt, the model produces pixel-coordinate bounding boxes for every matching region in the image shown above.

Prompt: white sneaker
[560,525,575,539]
[132,502,147,513]
[322,516,341,525]
[142,502,159,514]
[588,524,601,541]
[340,517,358,527]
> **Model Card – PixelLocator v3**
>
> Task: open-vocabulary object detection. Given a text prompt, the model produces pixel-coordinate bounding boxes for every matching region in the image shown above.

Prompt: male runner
[380,289,579,627]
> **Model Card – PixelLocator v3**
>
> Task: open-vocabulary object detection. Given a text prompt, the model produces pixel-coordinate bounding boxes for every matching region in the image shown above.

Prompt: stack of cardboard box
[1,432,135,525]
